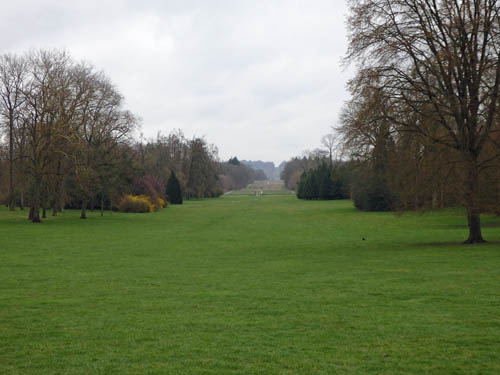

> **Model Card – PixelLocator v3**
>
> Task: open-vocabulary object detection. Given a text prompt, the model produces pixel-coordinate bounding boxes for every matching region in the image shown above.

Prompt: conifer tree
[297,171,307,199]
[166,171,183,204]
[318,163,334,200]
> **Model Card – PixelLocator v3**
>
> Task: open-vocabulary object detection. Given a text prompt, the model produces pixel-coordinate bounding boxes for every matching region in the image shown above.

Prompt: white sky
[1,0,353,165]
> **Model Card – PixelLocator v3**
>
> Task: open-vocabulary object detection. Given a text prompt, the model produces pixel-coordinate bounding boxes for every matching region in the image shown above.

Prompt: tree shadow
[436,222,500,229]
[411,240,500,248]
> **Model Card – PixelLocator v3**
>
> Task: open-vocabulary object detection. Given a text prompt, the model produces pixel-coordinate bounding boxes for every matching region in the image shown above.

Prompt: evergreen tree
[166,171,183,204]
[304,171,318,200]
[296,162,350,201]
[318,163,334,200]
[228,156,240,165]
[297,170,307,199]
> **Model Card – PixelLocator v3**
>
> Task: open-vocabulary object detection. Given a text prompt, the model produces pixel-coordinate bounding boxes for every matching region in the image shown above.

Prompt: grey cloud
[1,0,352,165]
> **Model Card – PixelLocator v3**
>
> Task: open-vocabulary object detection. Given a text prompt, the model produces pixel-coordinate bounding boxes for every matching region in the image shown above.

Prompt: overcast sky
[1,0,352,165]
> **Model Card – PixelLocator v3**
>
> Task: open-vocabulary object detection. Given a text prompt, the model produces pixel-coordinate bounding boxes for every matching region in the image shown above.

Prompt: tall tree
[0,54,27,210]
[346,0,500,243]
[321,133,338,165]
[23,50,72,222]
[166,170,183,204]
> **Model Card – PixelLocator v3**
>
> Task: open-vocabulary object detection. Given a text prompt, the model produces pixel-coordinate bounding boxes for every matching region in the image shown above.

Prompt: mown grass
[1,196,499,374]
[229,180,293,196]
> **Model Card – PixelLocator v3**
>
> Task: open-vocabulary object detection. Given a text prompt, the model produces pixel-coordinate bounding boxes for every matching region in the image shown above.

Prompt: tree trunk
[59,191,65,212]
[41,184,48,219]
[58,175,66,212]
[20,189,24,210]
[52,197,58,216]
[464,160,485,244]
[101,195,104,217]
[432,191,438,209]
[8,114,15,211]
[31,180,41,223]
[81,198,87,219]
[466,208,484,244]
[496,170,500,216]
[53,160,62,217]
[440,184,445,209]
[19,159,26,210]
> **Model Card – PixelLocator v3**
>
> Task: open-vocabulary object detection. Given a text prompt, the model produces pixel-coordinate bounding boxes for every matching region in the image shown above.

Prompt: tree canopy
[344,0,500,243]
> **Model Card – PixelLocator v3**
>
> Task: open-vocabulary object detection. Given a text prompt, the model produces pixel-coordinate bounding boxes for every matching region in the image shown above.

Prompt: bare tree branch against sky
[1,0,352,164]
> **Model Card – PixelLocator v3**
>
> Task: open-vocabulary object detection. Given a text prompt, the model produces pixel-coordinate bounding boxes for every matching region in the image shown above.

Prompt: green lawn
[229,180,293,196]
[1,196,499,374]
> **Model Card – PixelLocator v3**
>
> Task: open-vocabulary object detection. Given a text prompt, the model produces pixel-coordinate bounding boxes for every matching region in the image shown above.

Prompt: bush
[352,174,394,212]
[133,175,164,199]
[157,197,167,208]
[118,194,156,213]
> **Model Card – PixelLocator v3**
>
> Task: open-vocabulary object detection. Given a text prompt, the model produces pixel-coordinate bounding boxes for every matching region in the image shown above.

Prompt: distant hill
[241,160,285,180]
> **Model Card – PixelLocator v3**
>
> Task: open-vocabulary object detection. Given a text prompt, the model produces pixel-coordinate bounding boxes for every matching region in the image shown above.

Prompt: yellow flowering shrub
[118,194,155,213]
[157,197,167,208]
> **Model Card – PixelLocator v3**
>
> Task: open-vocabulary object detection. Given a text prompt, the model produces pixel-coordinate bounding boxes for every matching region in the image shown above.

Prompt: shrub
[157,197,167,208]
[352,174,394,212]
[133,175,164,199]
[118,194,155,213]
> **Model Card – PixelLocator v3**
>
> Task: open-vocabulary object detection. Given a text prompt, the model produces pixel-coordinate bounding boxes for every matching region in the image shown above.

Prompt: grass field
[1,196,500,374]
[227,180,293,196]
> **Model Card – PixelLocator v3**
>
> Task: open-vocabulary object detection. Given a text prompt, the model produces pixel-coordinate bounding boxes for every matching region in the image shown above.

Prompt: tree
[296,161,350,201]
[186,138,220,198]
[23,50,73,222]
[0,49,140,222]
[0,54,27,210]
[71,69,137,219]
[166,170,183,204]
[218,160,259,191]
[321,133,338,165]
[317,162,334,200]
[228,156,240,165]
[254,169,267,181]
[346,0,500,243]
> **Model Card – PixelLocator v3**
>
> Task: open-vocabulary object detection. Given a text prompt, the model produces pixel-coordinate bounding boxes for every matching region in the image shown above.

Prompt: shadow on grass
[411,240,500,248]
[437,222,500,229]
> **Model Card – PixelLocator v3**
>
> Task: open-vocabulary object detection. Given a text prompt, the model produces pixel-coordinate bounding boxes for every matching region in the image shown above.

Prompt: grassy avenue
[1,196,499,374]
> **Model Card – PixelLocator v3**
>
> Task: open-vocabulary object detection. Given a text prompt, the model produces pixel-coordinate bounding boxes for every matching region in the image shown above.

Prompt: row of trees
[0,50,248,222]
[296,162,349,200]
[218,156,267,192]
[281,150,333,192]
[0,50,138,222]
[137,131,222,199]
[280,148,351,200]
[340,0,500,243]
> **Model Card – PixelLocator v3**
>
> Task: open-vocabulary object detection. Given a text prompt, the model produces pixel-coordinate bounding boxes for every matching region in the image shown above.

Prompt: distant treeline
[282,125,500,214]
[240,160,285,180]
[218,157,267,192]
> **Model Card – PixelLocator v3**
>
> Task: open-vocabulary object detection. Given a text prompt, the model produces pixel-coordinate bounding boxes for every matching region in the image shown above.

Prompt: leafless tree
[345,0,500,243]
[0,54,27,210]
[321,132,339,165]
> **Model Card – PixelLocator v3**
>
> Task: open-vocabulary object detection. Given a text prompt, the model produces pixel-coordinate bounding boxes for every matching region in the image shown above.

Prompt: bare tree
[0,54,27,210]
[346,0,500,243]
[321,132,339,165]
[22,51,72,222]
